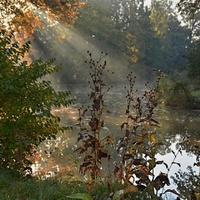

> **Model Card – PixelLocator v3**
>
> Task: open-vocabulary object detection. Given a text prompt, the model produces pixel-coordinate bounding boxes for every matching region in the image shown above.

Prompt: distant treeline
[31,0,199,84]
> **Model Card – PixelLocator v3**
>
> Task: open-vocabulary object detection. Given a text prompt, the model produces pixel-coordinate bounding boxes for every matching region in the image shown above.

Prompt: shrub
[0,30,75,173]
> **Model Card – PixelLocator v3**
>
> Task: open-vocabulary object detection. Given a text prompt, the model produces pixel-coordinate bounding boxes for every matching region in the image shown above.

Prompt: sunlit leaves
[150,1,169,36]
[0,0,84,42]
[12,10,42,41]
[101,135,114,145]
[29,0,85,25]
[126,33,139,63]
[0,0,27,20]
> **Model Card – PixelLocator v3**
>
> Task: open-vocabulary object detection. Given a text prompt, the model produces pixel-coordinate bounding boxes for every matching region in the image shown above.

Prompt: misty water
[32,84,200,198]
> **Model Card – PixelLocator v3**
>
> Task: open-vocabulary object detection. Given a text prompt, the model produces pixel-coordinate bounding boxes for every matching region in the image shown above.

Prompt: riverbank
[0,170,121,200]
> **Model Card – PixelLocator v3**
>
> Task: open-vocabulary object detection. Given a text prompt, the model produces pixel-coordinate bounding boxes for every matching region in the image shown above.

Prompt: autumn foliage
[75,51,114,180]
[74,53,185,199]
[0,0,85,40]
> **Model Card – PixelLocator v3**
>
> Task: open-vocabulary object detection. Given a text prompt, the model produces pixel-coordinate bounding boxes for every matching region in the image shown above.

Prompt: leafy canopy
[186,40,200,81]
[177,0,200,18]
[0,0,85,40]
[0,30,75,172]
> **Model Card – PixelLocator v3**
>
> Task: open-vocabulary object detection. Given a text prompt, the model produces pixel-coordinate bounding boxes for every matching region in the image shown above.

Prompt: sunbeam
[30,9,129,84]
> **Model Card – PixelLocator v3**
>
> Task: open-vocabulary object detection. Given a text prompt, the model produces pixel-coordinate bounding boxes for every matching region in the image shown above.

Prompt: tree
[73,0,191,80]
[182,10,200,42]
[185,40,200,82]
[123,0,188,75]
[141,0,190,74]
[74,0,126,52]
[171,166,200,199]
[0,30,75,172]
[176,0,200,42]
[73,0,130,82]
[0,0,85,40]
[150,0,169,36]
[177,0,200,18]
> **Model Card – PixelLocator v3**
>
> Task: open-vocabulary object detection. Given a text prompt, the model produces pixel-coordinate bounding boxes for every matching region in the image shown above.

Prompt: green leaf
[66,193,93,200]
[0,30,74,171]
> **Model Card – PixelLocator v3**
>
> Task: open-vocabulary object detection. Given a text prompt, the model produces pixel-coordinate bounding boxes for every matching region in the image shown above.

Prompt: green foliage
[156,39,200,109]
[164,80,193,106]
[0,30,75,172]
[159,73,200,109]
[0,170,87,200]
[186,40,200,82]
[74,0,126,52]
[72,0,190,81]
[150,0,169,36]
[21,0,192,84]
[0,170,125,200]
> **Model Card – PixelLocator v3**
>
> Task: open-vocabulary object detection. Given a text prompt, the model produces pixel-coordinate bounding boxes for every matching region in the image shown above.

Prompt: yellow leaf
[129,147,136,154]
[100,135,114,145]
[148,133,156,143]
[137,135,143,142]
[130,55,138,63]
[195,192,200,200]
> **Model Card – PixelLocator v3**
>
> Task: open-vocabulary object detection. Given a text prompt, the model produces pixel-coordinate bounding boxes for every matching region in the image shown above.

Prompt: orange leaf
[87,183,94,191]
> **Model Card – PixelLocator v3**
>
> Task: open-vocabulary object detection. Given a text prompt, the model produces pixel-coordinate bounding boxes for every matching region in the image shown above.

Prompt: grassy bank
[0,170,122,200]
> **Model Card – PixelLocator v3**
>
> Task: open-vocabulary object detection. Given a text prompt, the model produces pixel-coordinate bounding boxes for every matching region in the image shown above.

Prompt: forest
[0,0,200,199]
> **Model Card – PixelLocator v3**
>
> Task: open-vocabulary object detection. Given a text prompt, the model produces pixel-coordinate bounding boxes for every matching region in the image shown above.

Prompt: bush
[0,30,75,173]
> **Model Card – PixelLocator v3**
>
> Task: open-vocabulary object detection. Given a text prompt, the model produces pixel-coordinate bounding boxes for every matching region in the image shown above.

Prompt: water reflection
[32,85,200,189]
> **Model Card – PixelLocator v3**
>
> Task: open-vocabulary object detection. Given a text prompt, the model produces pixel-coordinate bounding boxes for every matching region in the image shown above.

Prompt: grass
[0,170,165,200]
[0,170,83,200]
[0,170,123,200]
[192,89,200,100]
[190,89,200,109]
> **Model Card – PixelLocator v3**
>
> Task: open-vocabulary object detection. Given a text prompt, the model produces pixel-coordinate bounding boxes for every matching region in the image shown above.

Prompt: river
[31,83,200,199]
